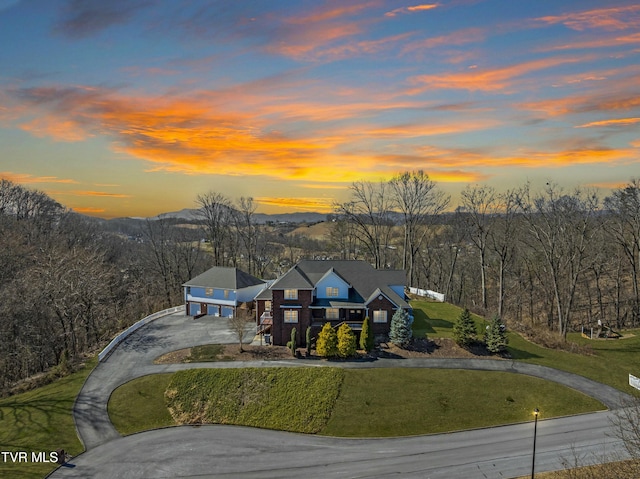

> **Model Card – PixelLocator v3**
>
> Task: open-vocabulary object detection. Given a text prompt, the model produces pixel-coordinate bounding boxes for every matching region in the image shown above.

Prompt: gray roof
[269,260,408,308]
[183,267,265,289]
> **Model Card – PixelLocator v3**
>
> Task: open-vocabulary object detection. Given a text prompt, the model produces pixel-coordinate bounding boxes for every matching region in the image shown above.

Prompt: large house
[255,260,410,346]
[183,267,266,318]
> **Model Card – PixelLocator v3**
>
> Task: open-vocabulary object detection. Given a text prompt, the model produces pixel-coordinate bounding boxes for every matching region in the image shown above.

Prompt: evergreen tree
[359,316,374,352]
[289,327,297,356]
[453,308,476,347]
[389,309,413,347]
[306,326,312,355]
[337,323,357,358]
[316,323,338,358]
[485,316,508,354]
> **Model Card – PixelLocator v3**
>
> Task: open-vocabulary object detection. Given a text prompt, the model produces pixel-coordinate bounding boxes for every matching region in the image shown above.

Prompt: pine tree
[316,323,338,358]
[485,316,508,354]
[306,326,312,355]
[453,308,476,347]
[337,323,357,358]
[360,316,374,352]
[389,309,413,347]
[289,327,297,356]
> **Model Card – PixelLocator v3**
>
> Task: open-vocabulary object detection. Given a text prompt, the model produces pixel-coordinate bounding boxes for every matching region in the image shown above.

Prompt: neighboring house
[183,267,266,318]
[255,260,410,346]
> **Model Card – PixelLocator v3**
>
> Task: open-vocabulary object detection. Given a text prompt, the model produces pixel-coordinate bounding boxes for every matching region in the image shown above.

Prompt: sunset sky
[1,0,639,218]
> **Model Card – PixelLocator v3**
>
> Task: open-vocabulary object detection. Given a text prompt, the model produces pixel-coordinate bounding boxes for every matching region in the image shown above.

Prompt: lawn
[108,367,604,438]
[0,357,97,479]
[413,299,640,395]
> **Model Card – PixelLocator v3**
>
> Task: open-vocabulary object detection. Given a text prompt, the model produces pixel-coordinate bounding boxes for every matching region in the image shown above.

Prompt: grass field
[413,299,640,394]
[0,357,97,479]
[108,366,604,438]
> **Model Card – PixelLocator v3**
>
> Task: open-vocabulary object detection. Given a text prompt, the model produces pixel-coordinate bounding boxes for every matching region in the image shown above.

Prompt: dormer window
[326,287,339,297]
[284,289,298,300]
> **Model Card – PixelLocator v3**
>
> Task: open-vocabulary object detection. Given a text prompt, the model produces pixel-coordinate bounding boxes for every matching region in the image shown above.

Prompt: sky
[0,0,639,218]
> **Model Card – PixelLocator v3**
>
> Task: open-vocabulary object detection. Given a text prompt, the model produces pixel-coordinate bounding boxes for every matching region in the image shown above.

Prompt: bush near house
[316,323,338,358]
[360,316,374,352]
[337,323,357,358]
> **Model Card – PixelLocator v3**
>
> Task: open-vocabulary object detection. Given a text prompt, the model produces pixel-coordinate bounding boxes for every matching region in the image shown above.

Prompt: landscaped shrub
[306,326,312,355]
[389,309,413,347]
[289,327,297,356]
[359,316,374,352]
[453,308,476,347]
[485,316,508,354]
[316,323,338,358]
[337,323,357,358]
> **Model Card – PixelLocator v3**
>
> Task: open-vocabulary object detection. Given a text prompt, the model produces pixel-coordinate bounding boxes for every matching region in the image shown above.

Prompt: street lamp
[531,408,539,479]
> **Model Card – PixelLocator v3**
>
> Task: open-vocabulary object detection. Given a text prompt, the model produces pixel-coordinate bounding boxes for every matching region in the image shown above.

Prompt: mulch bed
[155,338,504,363]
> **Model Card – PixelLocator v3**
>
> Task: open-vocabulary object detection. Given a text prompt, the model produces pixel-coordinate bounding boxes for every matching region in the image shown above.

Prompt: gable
[316,269,350,299]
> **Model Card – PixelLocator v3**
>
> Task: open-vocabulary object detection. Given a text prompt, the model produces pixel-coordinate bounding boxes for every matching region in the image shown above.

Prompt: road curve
[61,312,633,478]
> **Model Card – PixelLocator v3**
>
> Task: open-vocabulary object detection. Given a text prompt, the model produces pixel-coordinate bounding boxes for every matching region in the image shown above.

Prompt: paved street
[52,311,633,478]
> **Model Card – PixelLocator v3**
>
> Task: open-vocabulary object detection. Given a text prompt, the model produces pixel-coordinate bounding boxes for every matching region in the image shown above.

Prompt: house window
[326,308,339,319]
[284,289,298,300]
[205,288,213,296]
[326,287,339,297]
[284,310,299,323]
[224,290,229,299]
[265,301,272,312]
[373,310,388,323]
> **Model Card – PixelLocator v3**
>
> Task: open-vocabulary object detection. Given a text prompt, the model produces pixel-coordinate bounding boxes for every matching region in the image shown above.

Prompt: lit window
[205,288,213,296]
[284,289,298,300]
[284,310,299,323]
[265,301,272,312]
[224,290,229,299]
[373,310,388,323]
[326,308,339,319]
[326,287,339,297]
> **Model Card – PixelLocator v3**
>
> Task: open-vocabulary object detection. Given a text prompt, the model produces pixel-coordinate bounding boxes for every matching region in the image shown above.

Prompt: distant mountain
[147,208,326,224]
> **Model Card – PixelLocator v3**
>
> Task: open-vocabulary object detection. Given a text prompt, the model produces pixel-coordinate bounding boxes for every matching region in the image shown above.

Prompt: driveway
[59,311,633,478]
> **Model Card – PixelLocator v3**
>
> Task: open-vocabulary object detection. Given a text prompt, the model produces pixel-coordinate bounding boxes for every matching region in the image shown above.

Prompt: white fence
[98,305,185,362]
[409,287,445,302]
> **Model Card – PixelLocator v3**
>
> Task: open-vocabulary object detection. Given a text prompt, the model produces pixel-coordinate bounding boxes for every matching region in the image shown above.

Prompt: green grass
[108,367,604,438]
[322,368,604,436]
[0,357,97,479]
[412,299,640,395]
[108,374,175,435]
[412,300,489,340]
[165,368,344,433]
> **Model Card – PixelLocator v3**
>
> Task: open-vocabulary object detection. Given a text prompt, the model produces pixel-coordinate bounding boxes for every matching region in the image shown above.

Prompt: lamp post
[531,408,539,479]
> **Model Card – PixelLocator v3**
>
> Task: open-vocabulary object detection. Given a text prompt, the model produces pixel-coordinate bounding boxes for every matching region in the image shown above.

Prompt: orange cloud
[0,172,79,184]
[72,206,107,214]
[536,5,640,32]
[576,117,640,128]
[542,32,640,51]
[402,27,485,53]
[256,196,335,212]
[72,190,132,198]
[385,4,439,17]
[585,181,629,190]
[19,117,90,142]
[408,55,589,92]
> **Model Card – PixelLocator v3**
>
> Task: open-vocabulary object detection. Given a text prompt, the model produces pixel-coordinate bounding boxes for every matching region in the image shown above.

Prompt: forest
[1,172,639,395]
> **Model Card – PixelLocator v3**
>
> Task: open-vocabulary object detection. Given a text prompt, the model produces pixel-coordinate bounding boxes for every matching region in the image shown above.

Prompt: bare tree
[236,196,258,275]
[390,171,449,285]
[228,306,255,353]
[604,179,640,327]
[460,184,497,311]
[335,180,393,269]
[196,192,233,266]
[517,183,600,339]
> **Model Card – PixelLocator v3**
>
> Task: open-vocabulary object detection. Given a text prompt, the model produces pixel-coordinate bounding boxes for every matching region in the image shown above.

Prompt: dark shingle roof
[269,260,408,308]
[183,267,265,289]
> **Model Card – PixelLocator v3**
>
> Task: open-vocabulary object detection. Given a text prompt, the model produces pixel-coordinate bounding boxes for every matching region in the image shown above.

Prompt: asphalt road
[52,311,633,479]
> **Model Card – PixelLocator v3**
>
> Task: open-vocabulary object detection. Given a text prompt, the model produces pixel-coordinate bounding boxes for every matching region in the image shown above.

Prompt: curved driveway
[54,312,632,478]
